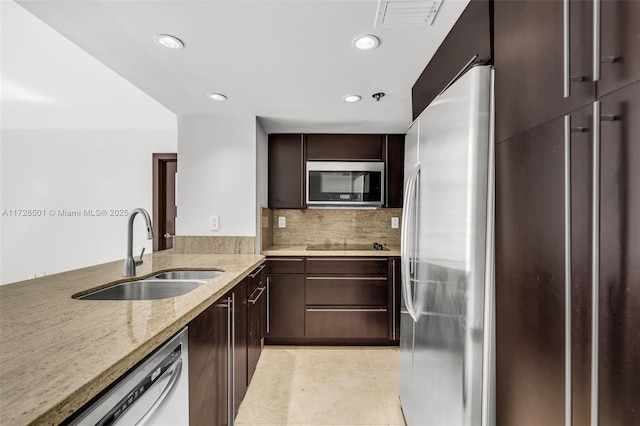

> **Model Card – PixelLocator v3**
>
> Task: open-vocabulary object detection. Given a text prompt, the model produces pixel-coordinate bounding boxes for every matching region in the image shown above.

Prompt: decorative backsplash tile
[268,208,402,247]
[173,236,256,254]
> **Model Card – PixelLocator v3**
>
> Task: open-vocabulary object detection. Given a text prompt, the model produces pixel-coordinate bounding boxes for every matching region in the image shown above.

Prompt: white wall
[255,120,268,252]
[0,130,176,284]
[176,116,257,237]
[0,1,178,284]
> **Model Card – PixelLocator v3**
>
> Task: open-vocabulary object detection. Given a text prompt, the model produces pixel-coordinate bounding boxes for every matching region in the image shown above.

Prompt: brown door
[495,116,567,426]
[153,153,177,251]
[494,0,595,142]
[268,134,305,209]
[189,295,230,426]
[597,81,640,425]
[598,0,640,97]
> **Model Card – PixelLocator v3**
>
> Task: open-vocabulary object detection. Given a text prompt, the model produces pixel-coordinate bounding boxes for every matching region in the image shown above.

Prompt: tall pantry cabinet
[494,1,639,425]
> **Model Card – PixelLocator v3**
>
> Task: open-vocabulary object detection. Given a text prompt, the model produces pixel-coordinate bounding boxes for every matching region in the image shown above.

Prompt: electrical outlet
[278,216,286,228]
[391,217,399,229]
[209,215,219,231]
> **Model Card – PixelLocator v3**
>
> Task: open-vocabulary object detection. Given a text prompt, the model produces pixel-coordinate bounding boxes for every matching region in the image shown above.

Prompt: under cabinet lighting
[154,34,184,50]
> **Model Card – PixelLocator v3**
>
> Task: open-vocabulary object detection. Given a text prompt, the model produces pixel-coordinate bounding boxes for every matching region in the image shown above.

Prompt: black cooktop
[306,243,389,251]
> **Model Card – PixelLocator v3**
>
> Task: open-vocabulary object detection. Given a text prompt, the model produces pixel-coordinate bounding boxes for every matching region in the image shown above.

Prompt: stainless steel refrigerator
[399,65,495,426]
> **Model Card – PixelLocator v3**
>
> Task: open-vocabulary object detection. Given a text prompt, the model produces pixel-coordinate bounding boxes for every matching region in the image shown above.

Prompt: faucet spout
[123,208,154,277]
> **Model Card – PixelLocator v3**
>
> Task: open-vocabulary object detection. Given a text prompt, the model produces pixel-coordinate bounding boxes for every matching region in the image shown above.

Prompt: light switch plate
[391,217,399,229]
[209,215,219,231]
[278,216,286,228]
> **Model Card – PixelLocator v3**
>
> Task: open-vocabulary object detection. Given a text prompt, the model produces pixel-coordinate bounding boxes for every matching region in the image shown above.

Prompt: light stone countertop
[261,245,401,257]
[0,251,264,426]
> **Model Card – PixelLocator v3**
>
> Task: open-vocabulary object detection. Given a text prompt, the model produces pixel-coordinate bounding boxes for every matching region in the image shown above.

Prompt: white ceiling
[12,0,470,134]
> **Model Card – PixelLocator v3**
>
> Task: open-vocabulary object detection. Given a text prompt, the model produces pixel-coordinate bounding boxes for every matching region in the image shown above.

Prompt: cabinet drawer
[247,263,265,296]
[305,308,388,339]
[266,257,305,274]
[305,258,388,275]
[305,277,388,306]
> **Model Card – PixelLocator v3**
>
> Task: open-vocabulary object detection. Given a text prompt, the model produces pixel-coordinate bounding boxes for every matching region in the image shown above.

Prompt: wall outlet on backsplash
[278,216,286,228]
[391,217,399,229]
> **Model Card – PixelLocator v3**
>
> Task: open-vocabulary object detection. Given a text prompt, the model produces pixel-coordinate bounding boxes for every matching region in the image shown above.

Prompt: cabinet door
[233,280,247,415]
[598,0,640,97]
[388,257,401,342]
[189,297,230,426]
[268,134,305,208]
[306,134,383,160]
[411,0,492,119]
[597,81,640,424]
[385,135,405,208]
[495,117,567,425]
[494,0,595,142]
[266,273,305,339]
[247,273,266,385]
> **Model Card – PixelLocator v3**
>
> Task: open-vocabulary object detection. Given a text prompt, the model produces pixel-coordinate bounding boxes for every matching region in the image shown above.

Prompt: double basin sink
[75,270,223,301]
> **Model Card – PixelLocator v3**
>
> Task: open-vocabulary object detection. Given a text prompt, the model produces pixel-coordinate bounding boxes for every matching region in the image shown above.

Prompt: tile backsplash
[265,208,402,248]
[173,236,256,254]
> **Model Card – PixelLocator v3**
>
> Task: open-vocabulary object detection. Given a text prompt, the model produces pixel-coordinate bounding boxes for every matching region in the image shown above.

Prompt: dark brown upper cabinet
[411,0,492,120]
[268,134,305,209]
[306,134,383,161]
[384,135,404,208]
[268,133,404,209]
[598,0,640,97]
[494,0,596,143]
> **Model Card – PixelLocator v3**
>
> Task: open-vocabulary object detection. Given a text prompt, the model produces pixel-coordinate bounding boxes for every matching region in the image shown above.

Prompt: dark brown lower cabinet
[265,256,401,344]
[388,257,401,343]
[189,276,256,425]
[188,293,230,426]
[266,273,305,340]
[305,308,388,339]
[233,280,247,415]
[496,81,640,425]
[247,265,266,385]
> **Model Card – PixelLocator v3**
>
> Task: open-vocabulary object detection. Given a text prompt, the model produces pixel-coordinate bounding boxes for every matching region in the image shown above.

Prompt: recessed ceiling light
[207,93,228,101]
[343,95,362,103]
[154,34,184,50]
[353,34,380,51]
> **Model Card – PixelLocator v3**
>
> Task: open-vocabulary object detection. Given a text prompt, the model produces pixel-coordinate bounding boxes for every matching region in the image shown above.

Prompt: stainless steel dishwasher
[68,327,189,426]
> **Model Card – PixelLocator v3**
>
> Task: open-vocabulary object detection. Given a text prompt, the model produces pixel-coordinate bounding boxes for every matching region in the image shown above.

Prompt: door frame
[152,153,177,251]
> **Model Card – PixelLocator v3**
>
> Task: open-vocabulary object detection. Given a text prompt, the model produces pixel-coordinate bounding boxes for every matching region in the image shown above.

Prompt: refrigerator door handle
[590,101,601,426]
[401,162,421,322]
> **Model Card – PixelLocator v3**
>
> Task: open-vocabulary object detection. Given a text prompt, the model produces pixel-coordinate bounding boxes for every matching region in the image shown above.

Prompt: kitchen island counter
[0,251,264,426]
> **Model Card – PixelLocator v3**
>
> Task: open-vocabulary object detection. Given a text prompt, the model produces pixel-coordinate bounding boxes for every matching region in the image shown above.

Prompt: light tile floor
[235,346,405,426]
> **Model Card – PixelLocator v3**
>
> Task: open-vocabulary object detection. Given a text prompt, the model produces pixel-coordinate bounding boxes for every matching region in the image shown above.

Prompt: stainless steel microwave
[306,161,384,207]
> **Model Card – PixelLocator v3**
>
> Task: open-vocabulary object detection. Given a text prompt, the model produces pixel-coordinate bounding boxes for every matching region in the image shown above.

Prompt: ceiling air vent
[375,0,444,27]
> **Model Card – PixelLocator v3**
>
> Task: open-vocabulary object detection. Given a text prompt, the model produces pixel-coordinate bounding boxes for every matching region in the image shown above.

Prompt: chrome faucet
[123,208,154,277]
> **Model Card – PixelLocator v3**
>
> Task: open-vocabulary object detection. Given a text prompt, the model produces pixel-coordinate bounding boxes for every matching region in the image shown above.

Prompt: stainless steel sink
[151,270,222,280]
[76,279,208,300]
[75,269,223,301]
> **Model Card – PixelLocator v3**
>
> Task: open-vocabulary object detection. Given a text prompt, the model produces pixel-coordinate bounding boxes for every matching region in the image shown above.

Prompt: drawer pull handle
[248,287,266,304]
[267,258,303,261]
[307,258,386,262]
[248,264,266,278]
[306,276,387,281]
[306,308,387,312]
